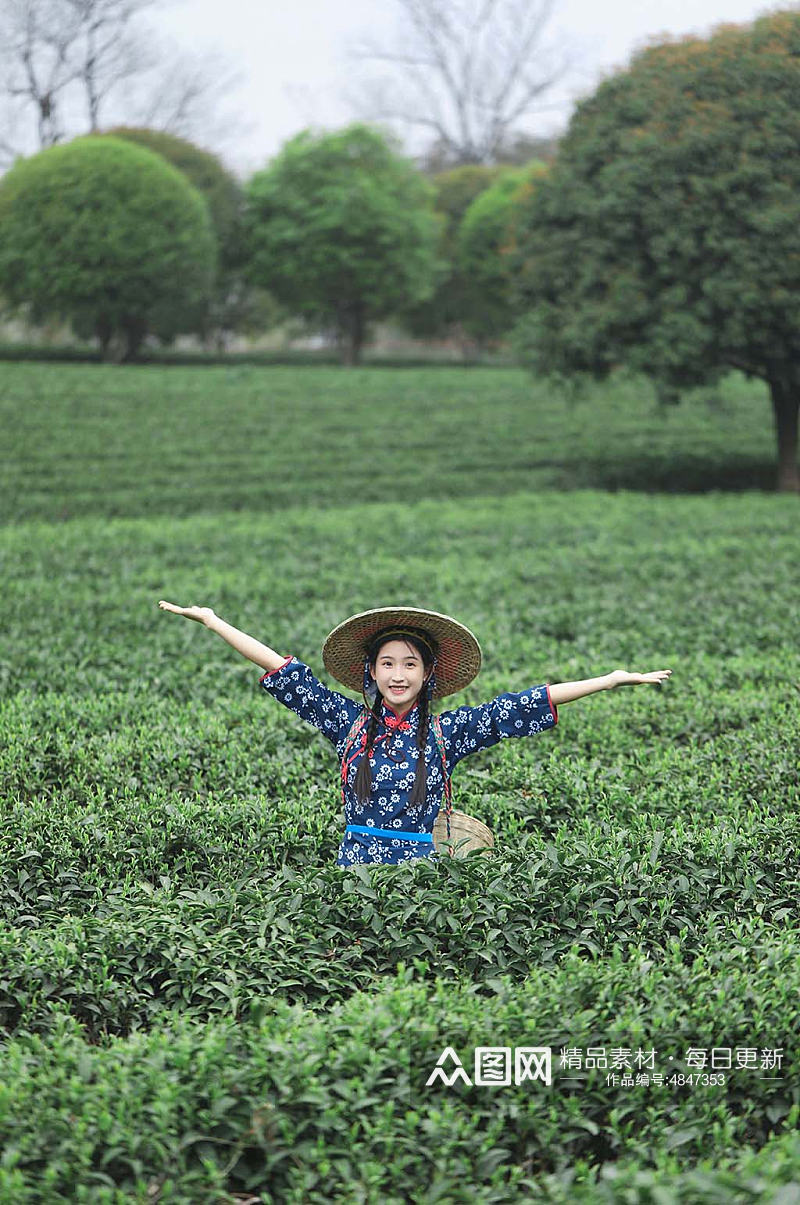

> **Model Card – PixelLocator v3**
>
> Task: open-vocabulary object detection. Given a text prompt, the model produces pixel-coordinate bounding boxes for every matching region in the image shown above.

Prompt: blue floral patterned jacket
[260,656,558,867]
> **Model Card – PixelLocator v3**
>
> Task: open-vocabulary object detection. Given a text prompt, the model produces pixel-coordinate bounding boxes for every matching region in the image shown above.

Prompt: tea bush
[0,949,797,1201]
[1,365,797,1200]
[0,362,781,525]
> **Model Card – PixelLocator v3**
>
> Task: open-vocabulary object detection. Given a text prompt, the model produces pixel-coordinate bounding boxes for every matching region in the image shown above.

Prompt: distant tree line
[0,121,534,364]
[0,9,798,490]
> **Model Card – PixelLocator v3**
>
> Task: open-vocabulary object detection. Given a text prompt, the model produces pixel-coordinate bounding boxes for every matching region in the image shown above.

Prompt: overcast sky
[154,0,781,174]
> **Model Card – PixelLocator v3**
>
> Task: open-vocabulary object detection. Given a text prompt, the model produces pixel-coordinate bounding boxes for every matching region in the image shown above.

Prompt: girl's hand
[609,669,672,688]
[158,600,217,627]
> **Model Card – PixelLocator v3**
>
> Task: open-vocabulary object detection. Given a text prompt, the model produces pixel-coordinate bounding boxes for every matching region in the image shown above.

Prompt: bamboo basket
[432,809,494,857]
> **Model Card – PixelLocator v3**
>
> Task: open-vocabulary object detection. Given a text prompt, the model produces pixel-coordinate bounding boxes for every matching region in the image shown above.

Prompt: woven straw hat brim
[322,606,482,699]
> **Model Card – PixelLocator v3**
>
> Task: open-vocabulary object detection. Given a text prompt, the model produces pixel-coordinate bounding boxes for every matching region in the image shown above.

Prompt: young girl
[157,602,672,867]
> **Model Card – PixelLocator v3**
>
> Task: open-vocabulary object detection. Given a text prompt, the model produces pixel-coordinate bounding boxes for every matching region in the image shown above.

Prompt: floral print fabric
[260,656,558,867]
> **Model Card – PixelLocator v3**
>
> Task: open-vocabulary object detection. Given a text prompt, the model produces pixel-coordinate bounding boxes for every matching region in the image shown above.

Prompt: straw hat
[322,606,482,699]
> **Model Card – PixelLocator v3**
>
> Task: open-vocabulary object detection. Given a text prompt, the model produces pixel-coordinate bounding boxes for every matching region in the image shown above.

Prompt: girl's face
[369,639,430,714]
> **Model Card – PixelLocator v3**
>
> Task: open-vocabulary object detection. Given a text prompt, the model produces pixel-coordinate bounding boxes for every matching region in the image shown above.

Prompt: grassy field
[0,361,783,524]
[1,363,798,1202]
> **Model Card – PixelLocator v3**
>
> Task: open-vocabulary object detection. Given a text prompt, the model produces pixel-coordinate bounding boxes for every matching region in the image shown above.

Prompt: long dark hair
[353,630,436,807]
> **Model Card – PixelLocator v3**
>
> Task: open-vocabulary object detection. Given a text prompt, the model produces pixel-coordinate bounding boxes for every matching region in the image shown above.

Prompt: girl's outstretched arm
[549,668,672,706]
[157,601,287,672]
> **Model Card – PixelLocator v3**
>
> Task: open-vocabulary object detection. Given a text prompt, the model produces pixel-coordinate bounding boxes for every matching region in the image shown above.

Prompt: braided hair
[353,630,435,806]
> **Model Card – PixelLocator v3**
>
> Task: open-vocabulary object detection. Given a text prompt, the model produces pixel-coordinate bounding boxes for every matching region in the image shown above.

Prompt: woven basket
[432,809,494,858]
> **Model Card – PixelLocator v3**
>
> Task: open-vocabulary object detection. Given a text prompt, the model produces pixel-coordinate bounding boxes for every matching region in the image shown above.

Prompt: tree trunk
[122,317,147,363]
[453,322,474,362]
[339,304,365,366]
[96,316,112,360]
[768,376,800,493]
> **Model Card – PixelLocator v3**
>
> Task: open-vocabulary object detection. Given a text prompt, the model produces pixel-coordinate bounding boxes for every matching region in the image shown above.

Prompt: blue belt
[345,824,433,842]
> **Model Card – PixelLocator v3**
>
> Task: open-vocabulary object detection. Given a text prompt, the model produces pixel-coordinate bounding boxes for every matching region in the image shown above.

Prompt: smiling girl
[157,602,672,867]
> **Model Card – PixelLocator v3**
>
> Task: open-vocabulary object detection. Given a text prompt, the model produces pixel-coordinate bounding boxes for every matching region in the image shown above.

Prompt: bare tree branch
[0,0,244,161]
[345,0,578,165]
[65,0,157,129]
[1,0,85,144]
[340,73,457,158]
[126,45,244,148]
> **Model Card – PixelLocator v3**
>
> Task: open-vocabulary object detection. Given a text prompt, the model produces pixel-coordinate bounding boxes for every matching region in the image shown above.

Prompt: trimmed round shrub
[101,126,280,343]
[457,161,548,343]
[0,135,216,359]
[401,164,504,342]
[102,127,242,266]
[244,123,440,364]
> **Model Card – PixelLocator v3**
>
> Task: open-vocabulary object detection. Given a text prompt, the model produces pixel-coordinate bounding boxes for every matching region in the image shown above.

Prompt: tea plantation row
[0,363,782,525]
[1,367,798,1200]
[0,948,797,1202]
